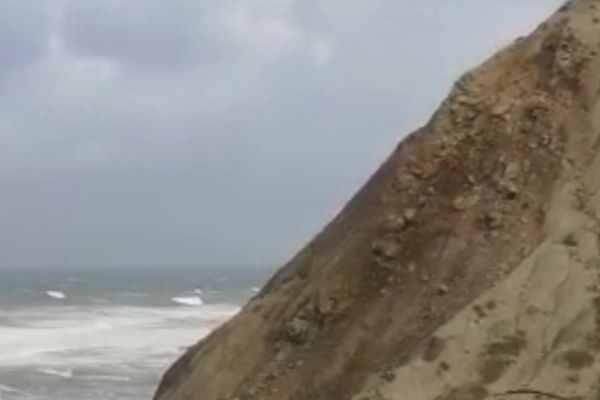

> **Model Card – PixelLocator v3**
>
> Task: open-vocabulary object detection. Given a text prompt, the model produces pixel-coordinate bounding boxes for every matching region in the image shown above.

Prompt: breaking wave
[171,296,204,306]
[45,291,66,300]
[38,367,73,379]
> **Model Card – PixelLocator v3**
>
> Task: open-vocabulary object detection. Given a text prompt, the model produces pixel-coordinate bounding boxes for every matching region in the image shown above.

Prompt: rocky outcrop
[153,1,600,399]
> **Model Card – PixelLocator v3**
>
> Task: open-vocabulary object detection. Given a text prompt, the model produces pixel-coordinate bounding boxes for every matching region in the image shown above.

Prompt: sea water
[0,265,272,400]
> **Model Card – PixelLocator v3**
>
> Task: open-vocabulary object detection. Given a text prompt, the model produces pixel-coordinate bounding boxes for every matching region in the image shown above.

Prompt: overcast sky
[0,0,563,269]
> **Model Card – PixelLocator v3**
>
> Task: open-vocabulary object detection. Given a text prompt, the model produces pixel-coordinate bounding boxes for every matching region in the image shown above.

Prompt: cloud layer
[0,0,563,268]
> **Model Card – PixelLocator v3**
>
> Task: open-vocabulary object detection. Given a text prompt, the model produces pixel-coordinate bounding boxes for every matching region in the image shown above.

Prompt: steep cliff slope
[154,1,600,399]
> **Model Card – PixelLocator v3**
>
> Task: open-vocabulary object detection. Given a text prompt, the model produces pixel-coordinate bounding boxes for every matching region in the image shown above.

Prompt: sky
[0,0,564,269]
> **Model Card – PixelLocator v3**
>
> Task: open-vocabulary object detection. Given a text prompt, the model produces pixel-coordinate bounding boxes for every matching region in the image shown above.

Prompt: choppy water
[0,266,272,400]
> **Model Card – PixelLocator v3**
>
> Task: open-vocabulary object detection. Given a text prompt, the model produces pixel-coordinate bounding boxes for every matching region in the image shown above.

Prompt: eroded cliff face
[154,1,600,399]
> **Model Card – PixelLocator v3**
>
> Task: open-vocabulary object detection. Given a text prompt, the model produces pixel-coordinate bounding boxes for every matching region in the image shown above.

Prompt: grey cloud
[62,0,230,70]
[0,1,50,71]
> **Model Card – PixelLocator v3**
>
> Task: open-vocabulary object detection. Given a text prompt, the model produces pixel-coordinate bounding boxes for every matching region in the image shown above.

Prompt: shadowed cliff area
[153,1,600,399]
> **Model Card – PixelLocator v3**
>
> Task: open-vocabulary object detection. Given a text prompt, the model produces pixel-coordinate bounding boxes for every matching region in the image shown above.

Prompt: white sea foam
[0,384,35,400]
[251,287,260,293]
[0,384,24,394]
[80,374,132,382]
[0,303,239,371]
[0,268,251,399]
[171,296,203,306]
[45,291,66,300]
[38,367,73,378]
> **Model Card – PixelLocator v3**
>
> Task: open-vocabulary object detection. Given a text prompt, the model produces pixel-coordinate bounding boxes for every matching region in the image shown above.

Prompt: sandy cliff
[154,1,600,399]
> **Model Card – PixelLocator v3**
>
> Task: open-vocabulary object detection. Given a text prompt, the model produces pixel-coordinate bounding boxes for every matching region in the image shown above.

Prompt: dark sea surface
[0,265,273,400]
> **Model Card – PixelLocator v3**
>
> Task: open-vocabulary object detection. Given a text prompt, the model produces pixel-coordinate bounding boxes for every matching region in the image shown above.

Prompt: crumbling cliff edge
[154,1,600,399]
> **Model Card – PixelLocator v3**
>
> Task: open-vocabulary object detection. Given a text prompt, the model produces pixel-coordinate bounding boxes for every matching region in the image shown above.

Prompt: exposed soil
[153,2,600,400]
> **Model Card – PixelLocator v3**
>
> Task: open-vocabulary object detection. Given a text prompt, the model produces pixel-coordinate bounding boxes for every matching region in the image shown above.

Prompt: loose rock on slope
[153,1,600,399]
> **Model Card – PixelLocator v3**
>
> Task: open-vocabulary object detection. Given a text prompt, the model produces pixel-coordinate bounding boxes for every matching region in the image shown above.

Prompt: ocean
[0,265,273,400]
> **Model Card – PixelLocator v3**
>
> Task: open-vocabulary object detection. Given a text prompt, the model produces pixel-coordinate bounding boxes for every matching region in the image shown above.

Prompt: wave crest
[46,291,66,300]
[39,367,73,378]
[171,296,203,306]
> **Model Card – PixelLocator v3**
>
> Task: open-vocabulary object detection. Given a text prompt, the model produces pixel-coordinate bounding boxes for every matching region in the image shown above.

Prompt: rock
[498,180,519,198]
[486,300,498,310]
[504,162,521,180]
[505,182,519,198]
[410,167,424,178]
[372,240,401,261]
[423,336,446,361]
[264,372,276,382]
[449,102,461,114]
[456,94,478,106]
[437,284,449,295]
[283,316,316,345]
[541,134,551,146]
[383,214,405,232]
[562,233,578,247]
[452,193,480,210]
[275,347,290,363]
[403,208,417,222]
[381,370,396,382]
[316,296,337,315]
[484,211,503,229]
[491,102,510,116]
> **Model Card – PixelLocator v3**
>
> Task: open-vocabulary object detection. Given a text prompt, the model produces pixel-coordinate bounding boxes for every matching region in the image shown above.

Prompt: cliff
[154,1,600,399]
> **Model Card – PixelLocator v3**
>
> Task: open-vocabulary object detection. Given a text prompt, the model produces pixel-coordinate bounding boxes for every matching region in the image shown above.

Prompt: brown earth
[153,1,600,399]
